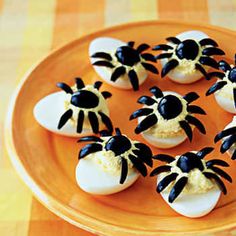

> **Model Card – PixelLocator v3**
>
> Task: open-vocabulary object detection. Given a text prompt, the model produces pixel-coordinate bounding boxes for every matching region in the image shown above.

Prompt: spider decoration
[78,128,153,184]
[206,54,236,108]
[153,36,225,79]
[57,78,113,134]
[150,147,232,203]
[215,124,236,159]
[130,86,206,141]
[91,41,158,91]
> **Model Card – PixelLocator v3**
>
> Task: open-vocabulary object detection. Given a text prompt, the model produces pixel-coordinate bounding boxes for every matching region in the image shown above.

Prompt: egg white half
[76,158,139,195]
[160,188,221,218]
[141,132,187,149]
[214,90,236,114]
[33,91,93,137]
[221,117,236,157]
[161,30,210,84]
[89,37,147,89]
[137,91,188,149]
[157,175,221,218]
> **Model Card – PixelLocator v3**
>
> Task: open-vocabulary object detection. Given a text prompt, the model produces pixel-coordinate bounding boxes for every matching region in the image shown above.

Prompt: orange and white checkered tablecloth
[0,1,236,235]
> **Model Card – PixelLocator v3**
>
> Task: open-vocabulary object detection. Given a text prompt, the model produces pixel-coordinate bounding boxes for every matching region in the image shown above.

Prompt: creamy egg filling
[160,155,217,195]
[63,84,109,128]
[215,66,236,100]
[223,116,236,150]
[104,50,147,81]
[144,94,189,138]
[165,42,208,75]
[83,136,139,175]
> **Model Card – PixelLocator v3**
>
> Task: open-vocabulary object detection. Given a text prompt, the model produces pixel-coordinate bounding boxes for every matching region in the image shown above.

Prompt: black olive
[229,67,236,83]
[71,90,99,108]
[158,95,183,120]
[105,135,132,156]
[115,46,140,66]
[176,39,199,60]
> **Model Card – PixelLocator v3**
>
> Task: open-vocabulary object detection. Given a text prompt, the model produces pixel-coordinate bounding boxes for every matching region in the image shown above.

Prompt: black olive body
[157,95,183,120]
[229,67,236,83]
[176,39,199,60]
[105,135,132,156]
[71,90,99,108]
[115,46,141,66]
[177,153,204,173]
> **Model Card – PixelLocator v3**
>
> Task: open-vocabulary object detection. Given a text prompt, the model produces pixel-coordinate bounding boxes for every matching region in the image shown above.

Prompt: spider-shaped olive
[150,147,231,203]
[91,41,158,91]
[153,36,225,79]
[206,54,236,109]
[130,86,206,142]
[57,78,113,134]
[215,121,236,159]
[78,128,153,184]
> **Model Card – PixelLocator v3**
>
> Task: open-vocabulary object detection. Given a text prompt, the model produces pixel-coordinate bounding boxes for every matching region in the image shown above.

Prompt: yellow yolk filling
[85,137,138,175]
[174,58,198,75]
[106,50,147,81]
[143,94,189,138]
[216,67,236,100]
[223,116,236,150]
[164,42,208,75]
[63,84,109,128]
[160,156,216,194]
[86,150,134,175]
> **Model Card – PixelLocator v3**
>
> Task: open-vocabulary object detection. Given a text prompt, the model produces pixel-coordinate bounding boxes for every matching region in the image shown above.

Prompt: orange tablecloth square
[0,0,235,235]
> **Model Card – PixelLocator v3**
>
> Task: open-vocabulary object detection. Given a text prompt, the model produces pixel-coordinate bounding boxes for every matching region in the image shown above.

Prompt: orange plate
[5,21,236,235]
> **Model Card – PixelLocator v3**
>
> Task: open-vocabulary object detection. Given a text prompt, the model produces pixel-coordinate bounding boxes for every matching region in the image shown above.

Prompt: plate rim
[4,20,236,235]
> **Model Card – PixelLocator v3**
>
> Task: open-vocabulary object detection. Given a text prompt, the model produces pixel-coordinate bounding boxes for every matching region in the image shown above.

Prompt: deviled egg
[206,55,236,113]
[153,30,225,84]
[76,128,153,194]
[130,86,206,149]
[150,147,231,218]
[89,37,158,91]
[34,78,113,137]
[215,116,236,159]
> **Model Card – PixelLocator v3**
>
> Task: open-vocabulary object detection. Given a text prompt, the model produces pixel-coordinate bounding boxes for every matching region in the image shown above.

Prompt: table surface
[0,0,236,235]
